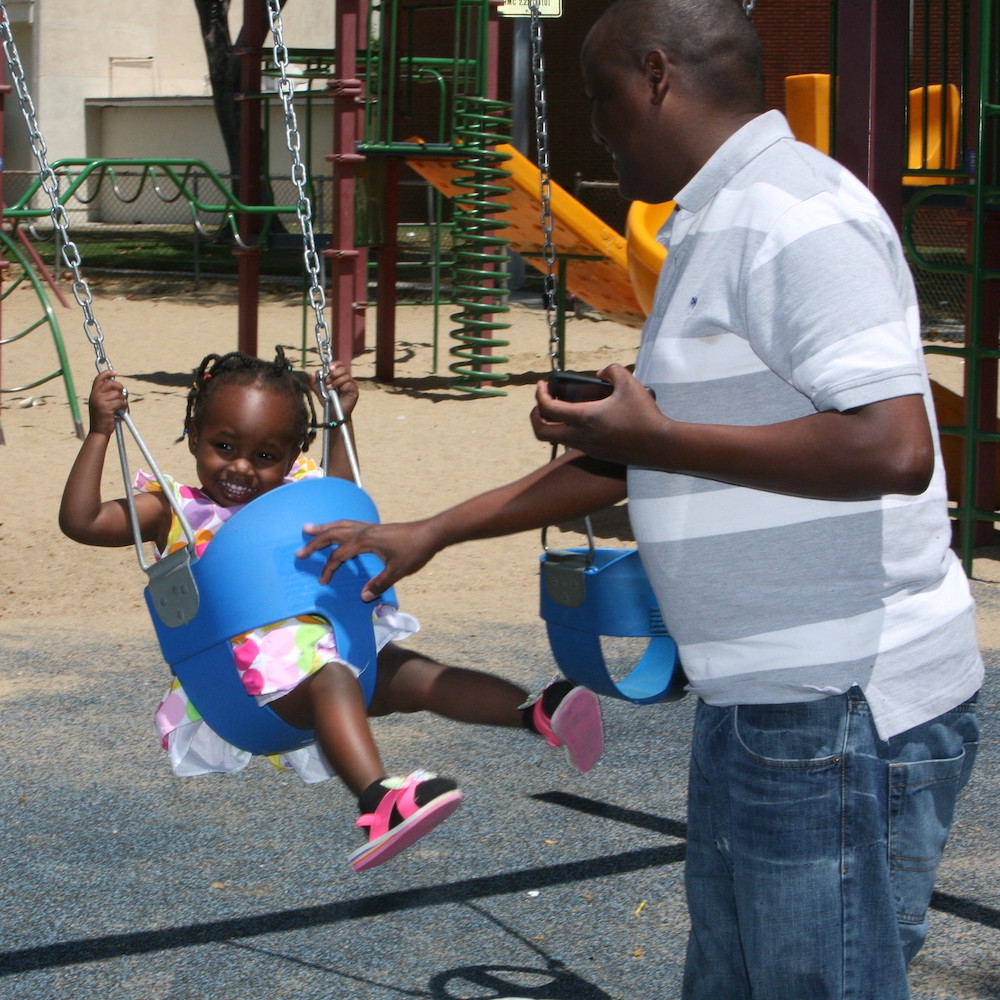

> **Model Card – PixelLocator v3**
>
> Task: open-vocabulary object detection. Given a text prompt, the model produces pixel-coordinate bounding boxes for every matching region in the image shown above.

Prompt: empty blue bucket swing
[146,476,395,756]
[540,544,686,705]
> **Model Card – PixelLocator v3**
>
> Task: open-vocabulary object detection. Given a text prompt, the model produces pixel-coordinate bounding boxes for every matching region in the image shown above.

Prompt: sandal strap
[531,699,562,749]
[356,771,427,840]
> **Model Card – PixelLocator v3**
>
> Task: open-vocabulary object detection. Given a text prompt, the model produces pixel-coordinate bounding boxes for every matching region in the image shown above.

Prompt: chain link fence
[905,198,970,342]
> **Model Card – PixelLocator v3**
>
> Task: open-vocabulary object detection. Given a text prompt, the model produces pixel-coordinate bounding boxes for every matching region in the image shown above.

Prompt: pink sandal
[349,771,463,872]
[532,683,604,774]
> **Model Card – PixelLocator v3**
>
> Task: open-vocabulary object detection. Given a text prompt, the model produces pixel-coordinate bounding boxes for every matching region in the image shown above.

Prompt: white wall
[4,0,338,169]
[87,98,333,224]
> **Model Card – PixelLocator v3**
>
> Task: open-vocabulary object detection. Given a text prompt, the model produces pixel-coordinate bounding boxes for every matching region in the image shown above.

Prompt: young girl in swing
[59,347,604,872]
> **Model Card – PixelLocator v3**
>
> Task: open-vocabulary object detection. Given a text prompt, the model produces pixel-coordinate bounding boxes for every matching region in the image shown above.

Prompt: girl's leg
[269,661,385,795]
[370,643,605,774]
[270,661,462,873]
[368,641,528,725]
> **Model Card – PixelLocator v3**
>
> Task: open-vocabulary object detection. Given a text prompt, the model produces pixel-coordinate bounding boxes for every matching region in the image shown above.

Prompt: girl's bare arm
[59,371,170,547]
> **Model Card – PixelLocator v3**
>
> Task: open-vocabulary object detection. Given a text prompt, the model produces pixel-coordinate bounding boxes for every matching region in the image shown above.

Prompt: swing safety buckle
[145,546,200,628]
[541,548,592,608]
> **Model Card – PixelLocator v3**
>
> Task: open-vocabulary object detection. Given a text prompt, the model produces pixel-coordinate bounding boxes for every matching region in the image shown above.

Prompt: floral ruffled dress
[135,459,419,784]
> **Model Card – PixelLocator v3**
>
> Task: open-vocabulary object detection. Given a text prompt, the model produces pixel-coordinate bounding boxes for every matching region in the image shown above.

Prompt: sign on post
[498,0,563,16]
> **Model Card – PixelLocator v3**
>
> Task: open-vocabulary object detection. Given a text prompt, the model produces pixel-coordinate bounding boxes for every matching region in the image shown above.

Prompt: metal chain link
[528,0,560,371]
[0,5,110,374]
[266,0,331,376]
[265,0,359,483]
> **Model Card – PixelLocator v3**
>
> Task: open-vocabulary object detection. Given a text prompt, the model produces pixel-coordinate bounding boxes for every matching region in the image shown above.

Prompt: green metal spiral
[448,95,513,396]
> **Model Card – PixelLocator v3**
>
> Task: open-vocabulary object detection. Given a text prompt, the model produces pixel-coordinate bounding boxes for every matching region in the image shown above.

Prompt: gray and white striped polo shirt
[629,110,982,740]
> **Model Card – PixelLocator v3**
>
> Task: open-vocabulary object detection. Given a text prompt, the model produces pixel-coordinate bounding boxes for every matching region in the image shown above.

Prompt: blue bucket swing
[539,525,686,705]
[7,0,390,756]
[527,3,683,705]
[146,478,396,756]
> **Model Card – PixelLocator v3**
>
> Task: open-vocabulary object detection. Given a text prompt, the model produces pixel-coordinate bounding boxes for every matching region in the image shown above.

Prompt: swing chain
[528,0,560,371]
[265,0,359,484]
[266,0,331,374]
[0,9,110,374]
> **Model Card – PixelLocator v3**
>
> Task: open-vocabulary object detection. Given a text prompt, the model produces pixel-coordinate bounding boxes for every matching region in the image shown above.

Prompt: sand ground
[1,274,998,643]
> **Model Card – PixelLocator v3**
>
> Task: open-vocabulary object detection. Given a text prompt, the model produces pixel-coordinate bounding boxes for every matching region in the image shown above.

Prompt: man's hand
[297,517,441,599]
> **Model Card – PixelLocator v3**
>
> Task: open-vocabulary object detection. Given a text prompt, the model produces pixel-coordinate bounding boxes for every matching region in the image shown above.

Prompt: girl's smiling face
[187,382,302,507]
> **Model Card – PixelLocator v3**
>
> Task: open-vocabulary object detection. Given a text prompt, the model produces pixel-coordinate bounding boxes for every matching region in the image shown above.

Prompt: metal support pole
[507,13,530,291]
[237,0,265,357]
[328,0,367,368]
[375,156,400,382]
[0,43,9,445]
[967,0,1000,549]
[834,0,908,228]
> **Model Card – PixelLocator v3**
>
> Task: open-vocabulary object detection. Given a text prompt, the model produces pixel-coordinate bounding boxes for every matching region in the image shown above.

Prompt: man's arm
[533,365,935,501]
[298,449,627,598]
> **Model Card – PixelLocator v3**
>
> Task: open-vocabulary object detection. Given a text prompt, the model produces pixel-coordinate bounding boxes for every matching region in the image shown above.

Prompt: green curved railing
[5,158,297,246]
[0,228,83,441]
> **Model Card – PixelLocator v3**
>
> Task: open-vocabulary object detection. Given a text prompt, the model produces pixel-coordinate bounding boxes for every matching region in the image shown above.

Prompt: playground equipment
[521,1,683,705]
[444,98,514,396]
[625,200,675,318]
[355,0,514,394]
[783,73,962,185]
[0,227,82,443]
[0,31,82,444]
[404,141,646,331]
[899,0,1000,570]
[0,155,304,444]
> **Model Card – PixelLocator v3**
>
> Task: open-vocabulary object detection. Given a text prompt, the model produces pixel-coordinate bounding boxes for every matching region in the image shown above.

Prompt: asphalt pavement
[1,588,997,1000]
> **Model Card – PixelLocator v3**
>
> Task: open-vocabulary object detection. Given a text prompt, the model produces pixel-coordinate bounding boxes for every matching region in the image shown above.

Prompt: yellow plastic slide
[404,140,647,327]
[783,74,961,185]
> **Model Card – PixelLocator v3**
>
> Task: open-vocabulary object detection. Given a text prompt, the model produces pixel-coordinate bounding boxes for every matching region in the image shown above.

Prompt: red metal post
[328,0,367,369]
[834,0,908,228]
[237,0,265,357]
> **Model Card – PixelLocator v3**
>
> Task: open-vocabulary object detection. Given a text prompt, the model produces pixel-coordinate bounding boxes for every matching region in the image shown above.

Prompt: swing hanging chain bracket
[266,0,360,487]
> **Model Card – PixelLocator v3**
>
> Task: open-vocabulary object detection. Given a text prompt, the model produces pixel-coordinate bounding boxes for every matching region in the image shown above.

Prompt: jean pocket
[889,743,976,925]
[733,701,845,768]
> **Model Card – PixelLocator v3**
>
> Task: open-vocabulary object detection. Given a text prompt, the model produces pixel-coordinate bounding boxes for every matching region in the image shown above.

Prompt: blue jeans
[682,688,978,1000]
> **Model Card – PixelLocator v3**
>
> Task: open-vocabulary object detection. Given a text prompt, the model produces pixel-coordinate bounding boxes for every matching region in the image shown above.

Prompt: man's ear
[644,49,670,105]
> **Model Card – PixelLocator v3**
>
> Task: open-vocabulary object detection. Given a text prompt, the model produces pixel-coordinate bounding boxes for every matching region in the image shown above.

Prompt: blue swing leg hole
[540,547,687,705]
[146,477,393,757]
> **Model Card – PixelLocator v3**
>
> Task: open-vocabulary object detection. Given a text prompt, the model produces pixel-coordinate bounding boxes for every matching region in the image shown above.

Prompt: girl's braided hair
[181,346,318,451]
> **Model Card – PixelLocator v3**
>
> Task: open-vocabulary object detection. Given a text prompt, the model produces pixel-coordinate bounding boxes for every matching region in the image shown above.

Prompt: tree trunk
[193,0,241,180]
[192,0,289,183]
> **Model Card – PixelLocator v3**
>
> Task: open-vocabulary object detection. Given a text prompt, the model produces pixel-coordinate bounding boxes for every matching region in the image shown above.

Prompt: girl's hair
[181,346,318,451]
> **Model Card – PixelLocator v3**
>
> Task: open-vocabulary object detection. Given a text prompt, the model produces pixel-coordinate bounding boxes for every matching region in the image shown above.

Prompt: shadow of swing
[220,900,617,1000]
[428,901,615,1000]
